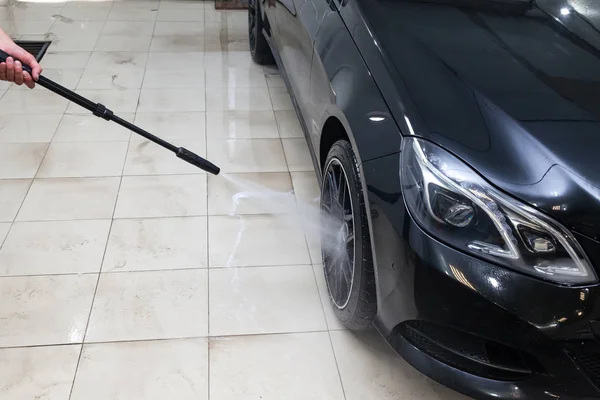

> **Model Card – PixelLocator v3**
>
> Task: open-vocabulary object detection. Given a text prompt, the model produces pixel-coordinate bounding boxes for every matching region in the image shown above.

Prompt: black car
[248,0,600,398]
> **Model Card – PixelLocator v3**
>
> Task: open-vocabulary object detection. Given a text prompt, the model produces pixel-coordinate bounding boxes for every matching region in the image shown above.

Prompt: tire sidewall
[322,141,370,324]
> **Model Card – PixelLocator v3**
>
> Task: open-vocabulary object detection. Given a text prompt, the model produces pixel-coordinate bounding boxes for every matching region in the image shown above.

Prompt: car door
[275,0,330,120]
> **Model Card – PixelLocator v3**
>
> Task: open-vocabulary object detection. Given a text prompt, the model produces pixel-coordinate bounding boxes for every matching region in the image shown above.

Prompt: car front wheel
[320,140,377,330]
[248,0,274,65]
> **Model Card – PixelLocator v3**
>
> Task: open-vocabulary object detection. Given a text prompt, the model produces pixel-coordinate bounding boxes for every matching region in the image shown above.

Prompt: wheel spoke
[341,258,352,286]
[345,233,354,245]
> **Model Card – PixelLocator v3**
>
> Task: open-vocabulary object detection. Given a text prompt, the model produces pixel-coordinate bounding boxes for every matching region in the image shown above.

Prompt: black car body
[248,0,600,398]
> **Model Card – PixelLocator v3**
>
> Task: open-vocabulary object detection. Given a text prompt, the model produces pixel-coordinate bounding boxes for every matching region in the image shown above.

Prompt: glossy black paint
[258,0,600,398]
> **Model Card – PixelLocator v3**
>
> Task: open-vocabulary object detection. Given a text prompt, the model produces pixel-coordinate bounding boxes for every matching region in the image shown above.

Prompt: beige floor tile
[124,136,206,175]
[1,19,54,36]
[204,22,246,43]
[282,138,314,172]
[41,51,91,69]
[61,3,112,20]
[204,9,247,24]
[138,88,206,112]
[0,90,70,115]
[157,7,204,21]
[160,0,208,9]
[17,177,120,221]
[208,214,311,267]
[205,66,267,88]
[146,51,205,69]
[102,21,156,36]
[54,114,134,142]
[209,332,345,400]
[206,139,288,173]
[0,274,97,347]
[0,114,62,143]
[95,35,153,52]
[71,339,208,400]
[206,87,272,111]
[0,143,47,179]
[0,345,81,400]
[50,20,106,36]
[0,223,10,245]
[206,111,278,139]
[207,172,294,215]
[154,21,205,36]
[108,7,159,21]
[210,265,326,336]
[66,89,140,114]
[150,35,204,52]
[275,110,303,138]
[0,179,31,222]
[269,87,294,111]
[78,66,146,89]
[112,0,160,9]
[204,50,257,69]
[266,74,285,88]
[86,269,208,342]
[37,142,129,178]
[11,5,64,20]
[0,220,111,276]
[50,35,101,52]
[142,68,206,88]
[114,174,207,218]
[330,330,471,400]
[134,111,206,140]
[102,216,208,272]
[291,171,320,205]
[86,51,149,71]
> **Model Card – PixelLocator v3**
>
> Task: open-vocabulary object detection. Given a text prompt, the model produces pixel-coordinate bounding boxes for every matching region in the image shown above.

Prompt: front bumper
[362,154,600,400]
[375,210,600,399]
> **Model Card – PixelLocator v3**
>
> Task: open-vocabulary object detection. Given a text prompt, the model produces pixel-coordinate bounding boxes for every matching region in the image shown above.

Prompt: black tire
[248,0,274,65]
[321,140,377,330]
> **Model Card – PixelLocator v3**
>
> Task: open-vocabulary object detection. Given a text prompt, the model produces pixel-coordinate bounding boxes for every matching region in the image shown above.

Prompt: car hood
[358,0,600,240]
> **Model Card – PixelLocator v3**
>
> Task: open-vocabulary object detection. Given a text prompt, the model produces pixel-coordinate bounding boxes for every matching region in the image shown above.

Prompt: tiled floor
[0,1,469,399]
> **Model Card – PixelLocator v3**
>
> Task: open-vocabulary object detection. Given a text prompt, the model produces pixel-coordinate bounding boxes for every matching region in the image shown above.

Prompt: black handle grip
[0,49,33,74]
[177,147,220,175]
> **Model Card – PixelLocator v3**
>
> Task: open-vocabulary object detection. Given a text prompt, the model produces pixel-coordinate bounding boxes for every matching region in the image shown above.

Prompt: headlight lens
[401,137,596,285]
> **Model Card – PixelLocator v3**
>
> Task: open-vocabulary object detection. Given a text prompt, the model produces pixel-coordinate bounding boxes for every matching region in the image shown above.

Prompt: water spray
[0,49,220,176]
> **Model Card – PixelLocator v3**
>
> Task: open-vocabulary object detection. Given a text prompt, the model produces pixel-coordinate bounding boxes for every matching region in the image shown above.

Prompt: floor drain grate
[13,40,51,62]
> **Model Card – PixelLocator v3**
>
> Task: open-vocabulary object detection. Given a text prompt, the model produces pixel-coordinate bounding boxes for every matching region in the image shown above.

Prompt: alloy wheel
[321,158,356,310]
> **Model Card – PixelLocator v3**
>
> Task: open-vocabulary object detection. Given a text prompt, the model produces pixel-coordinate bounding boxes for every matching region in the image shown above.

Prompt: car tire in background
[248,0,274,65]
[321,140,377,330]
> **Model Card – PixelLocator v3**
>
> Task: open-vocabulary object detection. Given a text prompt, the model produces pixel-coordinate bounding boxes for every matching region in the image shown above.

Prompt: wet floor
[0,1,470,398]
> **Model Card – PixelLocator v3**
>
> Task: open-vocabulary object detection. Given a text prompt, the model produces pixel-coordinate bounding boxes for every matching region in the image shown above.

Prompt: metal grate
[570,351,600,389]
[13,40,51,62]
[399,320,531,381]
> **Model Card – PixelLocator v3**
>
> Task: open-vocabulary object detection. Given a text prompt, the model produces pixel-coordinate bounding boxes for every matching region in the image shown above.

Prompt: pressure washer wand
[0,49,220,176]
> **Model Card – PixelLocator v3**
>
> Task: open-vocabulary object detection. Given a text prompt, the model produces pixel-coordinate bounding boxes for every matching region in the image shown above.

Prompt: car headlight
[401,137,596,285]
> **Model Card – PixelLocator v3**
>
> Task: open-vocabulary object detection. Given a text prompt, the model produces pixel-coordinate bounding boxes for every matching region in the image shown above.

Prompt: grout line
[1,328,342,351]
[8,209,320,224]
[0,169,316,184]
[204,25,211,399]
[327,326,349,400]
[67,88,121,398]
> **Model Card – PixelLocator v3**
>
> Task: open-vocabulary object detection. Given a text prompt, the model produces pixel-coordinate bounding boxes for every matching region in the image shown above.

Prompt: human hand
[0,28,42,89]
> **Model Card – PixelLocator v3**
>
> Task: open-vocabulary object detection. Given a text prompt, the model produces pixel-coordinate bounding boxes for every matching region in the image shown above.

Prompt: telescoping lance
[0,49,220,175]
